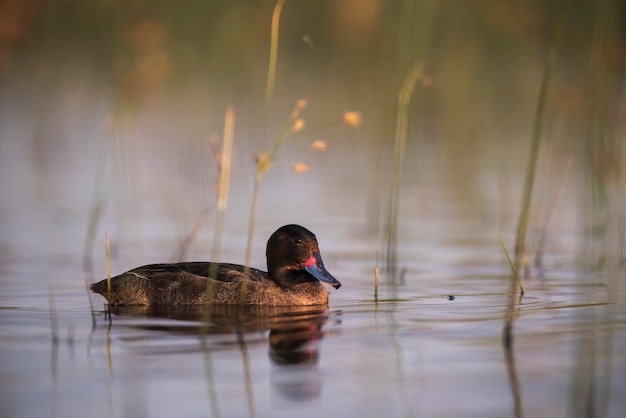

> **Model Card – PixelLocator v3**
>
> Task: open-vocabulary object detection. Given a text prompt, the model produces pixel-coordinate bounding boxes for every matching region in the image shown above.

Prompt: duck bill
[303,253,342,289]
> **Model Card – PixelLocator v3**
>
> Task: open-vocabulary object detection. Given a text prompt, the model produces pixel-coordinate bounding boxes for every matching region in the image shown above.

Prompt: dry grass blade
[209,106,235,300]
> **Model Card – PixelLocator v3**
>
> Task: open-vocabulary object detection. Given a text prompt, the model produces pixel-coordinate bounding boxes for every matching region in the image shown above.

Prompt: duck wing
[130,262,268,283]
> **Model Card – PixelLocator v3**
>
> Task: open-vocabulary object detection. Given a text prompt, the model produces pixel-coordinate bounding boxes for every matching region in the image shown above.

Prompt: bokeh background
[1,2,625,418]
[1,0,624,274]
[0,0,624,280]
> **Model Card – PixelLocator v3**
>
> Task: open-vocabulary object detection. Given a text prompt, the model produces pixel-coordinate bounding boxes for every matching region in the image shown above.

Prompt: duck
[90,224,341,306]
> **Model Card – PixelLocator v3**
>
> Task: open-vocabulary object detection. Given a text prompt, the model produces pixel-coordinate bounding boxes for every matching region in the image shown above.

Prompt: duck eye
[293,236,302,245]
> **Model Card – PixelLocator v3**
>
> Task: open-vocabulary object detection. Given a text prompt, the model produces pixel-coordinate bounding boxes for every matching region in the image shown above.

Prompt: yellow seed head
[344,111,362,127]
[292,118,305,132]
[292,163,311,174]
[311,140,328,151]
[255,152,272,175]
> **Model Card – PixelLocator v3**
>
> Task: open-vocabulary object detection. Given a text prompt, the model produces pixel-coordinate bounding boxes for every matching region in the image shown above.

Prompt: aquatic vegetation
[386,63,431,281]
[513,0,569,273]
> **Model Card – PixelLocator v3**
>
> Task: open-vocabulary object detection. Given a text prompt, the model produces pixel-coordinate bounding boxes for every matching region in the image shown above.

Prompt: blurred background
[0,0,624,272]
[1,2,625,417]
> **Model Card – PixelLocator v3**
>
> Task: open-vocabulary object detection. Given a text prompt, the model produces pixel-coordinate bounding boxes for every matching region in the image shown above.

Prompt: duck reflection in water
[96,304,337,402]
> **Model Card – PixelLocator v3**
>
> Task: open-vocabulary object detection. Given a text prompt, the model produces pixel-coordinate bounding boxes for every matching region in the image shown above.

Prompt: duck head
[266,224,342,289]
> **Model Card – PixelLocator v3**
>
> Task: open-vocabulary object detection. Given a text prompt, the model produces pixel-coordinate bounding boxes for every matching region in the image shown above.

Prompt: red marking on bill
[304,255,317,267]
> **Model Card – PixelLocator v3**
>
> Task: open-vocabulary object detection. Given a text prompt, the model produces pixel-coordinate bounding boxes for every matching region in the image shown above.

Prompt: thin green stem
[498,233,525,298]
[261,0,286,151]
[386,64,424,281]
[374,251,379,302]
[105,232,111,298]
[514,0,569,268]
[245,0,287,283]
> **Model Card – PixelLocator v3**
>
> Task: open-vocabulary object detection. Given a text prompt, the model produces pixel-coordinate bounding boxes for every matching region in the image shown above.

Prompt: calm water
[1,210,625,418]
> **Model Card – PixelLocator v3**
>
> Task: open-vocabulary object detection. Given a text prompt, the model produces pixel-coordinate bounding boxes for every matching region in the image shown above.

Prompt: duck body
[90,225,341,306]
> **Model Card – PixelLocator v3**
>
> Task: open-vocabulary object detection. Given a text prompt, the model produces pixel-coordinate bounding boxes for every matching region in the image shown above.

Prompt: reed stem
[514,0,568,269]
[244,100,305,278]
[498,234,525,298]
[386,63,425,281]
[244,0,287,281]
[374,251,380,301]
[208,106,235,302]
[105,232,111,298]
[261,0,286,151]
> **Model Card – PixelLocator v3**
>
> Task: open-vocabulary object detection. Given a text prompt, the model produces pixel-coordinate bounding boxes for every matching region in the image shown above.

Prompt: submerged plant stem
[501,231,523,417]
[237,330,258,418]
[202,347,222,418]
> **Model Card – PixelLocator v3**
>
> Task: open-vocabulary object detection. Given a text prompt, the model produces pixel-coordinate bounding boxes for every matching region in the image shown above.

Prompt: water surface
[2,219,624,418]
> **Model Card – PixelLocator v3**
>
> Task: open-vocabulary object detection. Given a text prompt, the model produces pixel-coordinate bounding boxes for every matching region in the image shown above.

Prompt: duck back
[90,262,329,306]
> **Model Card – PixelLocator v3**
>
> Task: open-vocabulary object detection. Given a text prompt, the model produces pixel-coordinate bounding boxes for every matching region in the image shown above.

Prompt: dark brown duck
[90,224,341,306]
